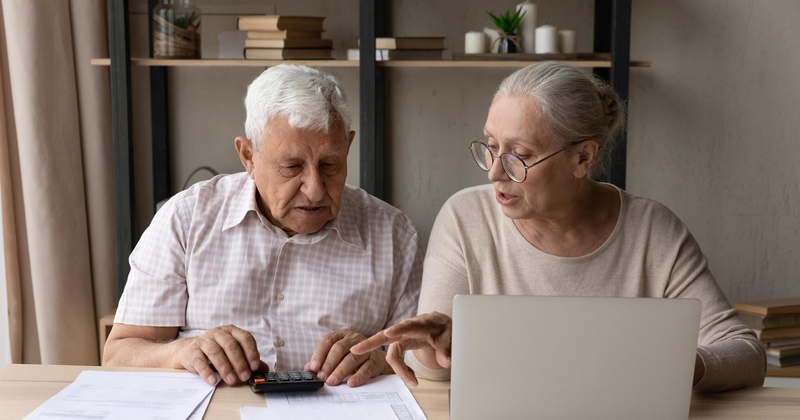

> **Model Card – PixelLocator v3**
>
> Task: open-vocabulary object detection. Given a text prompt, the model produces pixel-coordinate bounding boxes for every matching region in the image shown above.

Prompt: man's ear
[572,139,600,179]
[235,136,256,177]
[348,130,355,147]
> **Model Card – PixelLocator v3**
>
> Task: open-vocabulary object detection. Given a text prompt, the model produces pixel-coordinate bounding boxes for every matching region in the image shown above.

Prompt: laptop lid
[450,295,701,420]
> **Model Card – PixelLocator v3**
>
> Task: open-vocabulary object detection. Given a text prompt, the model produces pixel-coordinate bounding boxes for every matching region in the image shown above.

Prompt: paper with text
[241,404,400,419]
[24,371,219,420]
[262,375,426,419]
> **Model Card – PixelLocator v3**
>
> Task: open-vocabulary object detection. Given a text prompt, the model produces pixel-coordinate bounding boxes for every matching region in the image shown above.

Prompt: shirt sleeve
[663,218,766,393]
[384,227,425,329]
[114,197,190,327]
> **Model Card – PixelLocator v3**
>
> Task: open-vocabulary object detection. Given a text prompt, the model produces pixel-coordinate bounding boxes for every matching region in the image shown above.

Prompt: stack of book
[237,15,333,60]
[347,37,445,61]
[735,298,800,367]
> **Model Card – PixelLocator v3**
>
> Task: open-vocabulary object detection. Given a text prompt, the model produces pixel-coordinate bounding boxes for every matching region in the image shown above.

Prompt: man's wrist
[166,337,193,369]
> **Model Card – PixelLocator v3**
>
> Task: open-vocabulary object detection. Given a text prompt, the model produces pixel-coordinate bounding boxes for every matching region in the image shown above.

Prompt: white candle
[516,1,538,54]
[465,31,486,54]
[483,27,501,53]
[558,30,577,54]
[535,24,558,54]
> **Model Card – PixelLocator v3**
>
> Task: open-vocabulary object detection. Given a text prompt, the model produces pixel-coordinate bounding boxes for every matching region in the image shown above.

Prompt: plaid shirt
[115,172,423,370]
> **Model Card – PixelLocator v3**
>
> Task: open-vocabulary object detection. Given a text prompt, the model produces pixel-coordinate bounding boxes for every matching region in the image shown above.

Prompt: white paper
[24,371,219,420]
[262,375,426,420]
[241,404,400,420]
[187,387,215,420]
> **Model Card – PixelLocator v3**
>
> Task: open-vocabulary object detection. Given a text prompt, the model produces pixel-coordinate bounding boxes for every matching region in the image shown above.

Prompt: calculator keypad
[249,371,324,393]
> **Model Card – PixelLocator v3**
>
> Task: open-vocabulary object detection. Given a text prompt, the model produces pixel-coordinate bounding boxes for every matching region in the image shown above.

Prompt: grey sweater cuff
[693,339,766,393]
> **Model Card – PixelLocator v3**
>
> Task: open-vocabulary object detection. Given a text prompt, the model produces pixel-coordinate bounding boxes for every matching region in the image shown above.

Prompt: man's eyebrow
[320,151,341,158]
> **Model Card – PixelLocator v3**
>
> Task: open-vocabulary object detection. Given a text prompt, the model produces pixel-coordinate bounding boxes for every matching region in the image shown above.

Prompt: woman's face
[483,94,579,221]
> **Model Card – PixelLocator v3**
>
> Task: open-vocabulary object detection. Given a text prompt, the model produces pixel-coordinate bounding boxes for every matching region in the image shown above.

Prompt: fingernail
[226,373,237,384]
[250,360,259,371]
[207,375,216,385]
[239,371,250,382]
[310,360,320,371]
[350,377,362,387]
[326,375,338,386]
[317,371,327,381]
[405,380,417,388]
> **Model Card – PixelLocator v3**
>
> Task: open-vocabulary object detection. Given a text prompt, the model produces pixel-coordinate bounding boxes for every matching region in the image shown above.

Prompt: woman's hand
[350,312,453,387]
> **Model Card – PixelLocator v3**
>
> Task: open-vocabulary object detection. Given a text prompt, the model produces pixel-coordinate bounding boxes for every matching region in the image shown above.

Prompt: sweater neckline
[504,183,627,264]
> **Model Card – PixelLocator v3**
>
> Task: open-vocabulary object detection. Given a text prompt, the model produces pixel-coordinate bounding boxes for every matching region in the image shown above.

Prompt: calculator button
[266,373,278,382]
[301,371,314,380]
[254,378,265,384]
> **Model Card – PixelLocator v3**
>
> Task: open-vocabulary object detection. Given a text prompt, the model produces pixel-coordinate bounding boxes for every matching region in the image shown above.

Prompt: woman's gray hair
[244,65,351,150]
[495,61,626,179]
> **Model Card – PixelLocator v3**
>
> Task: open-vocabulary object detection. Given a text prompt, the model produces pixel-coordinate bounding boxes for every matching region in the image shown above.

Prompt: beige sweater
[407,184,765,393]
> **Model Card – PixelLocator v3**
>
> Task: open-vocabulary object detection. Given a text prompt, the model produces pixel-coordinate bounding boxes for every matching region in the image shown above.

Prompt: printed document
[24,370,219,420]
[258,374,427,420]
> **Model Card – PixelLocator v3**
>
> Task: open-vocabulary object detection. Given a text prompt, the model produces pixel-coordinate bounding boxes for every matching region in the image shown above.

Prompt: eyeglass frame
[468,137,590,183]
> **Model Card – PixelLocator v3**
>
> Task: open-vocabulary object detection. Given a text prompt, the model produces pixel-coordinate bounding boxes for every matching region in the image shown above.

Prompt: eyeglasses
[469,138,588,183]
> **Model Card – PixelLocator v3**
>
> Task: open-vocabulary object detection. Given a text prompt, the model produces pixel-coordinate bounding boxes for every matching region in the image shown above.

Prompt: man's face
[236,117,355,236]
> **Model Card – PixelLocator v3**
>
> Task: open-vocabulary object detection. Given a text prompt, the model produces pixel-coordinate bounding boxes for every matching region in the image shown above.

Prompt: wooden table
[2,364,800,419]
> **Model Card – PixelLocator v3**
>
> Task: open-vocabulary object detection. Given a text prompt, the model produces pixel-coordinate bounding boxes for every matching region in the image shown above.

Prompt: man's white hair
[244,65,351,150]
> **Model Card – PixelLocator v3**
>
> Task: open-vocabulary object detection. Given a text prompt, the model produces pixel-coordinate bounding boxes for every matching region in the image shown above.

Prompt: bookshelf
[104,0,641,297]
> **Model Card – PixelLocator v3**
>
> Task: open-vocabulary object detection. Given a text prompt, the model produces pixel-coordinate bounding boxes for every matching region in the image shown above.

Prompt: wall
[128,0,800,303]
[626,1,800,302]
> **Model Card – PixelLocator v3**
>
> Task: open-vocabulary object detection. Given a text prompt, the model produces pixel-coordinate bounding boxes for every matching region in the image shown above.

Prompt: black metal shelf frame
[107,0,633,298]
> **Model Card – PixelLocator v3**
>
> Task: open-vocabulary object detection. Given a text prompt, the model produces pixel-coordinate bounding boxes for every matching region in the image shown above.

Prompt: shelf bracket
[359,0,387,200]
[108,0,135,299]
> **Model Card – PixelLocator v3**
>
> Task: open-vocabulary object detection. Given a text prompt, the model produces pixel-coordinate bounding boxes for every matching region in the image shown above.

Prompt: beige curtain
[0,0,116,365]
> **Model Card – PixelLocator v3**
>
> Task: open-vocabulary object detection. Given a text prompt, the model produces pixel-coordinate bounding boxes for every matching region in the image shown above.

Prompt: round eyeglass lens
[501,153,527,182]
[470,142,490,171]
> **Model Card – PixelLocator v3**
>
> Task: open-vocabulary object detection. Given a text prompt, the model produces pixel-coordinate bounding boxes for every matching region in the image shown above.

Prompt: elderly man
[103,65,423,389]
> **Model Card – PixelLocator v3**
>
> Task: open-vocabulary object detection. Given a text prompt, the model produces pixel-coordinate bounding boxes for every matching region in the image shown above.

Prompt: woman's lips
[495,190,518,206]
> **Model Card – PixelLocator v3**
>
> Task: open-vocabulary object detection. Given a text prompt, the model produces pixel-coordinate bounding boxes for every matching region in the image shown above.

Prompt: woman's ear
[572,139,600,179]
[235,136,256,177]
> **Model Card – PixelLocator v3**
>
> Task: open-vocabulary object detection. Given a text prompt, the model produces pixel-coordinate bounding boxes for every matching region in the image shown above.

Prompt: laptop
[450,295,701,420]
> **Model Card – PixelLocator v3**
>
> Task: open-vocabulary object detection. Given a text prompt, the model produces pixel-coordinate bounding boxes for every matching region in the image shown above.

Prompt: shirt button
[277,293,285,301]
[276,339,285,347]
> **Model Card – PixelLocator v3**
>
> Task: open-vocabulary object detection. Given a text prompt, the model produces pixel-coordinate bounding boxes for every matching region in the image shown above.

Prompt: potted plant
[487,9,526,53]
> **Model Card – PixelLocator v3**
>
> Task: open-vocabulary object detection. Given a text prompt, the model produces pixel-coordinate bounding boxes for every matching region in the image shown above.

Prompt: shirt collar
[326,190,365,251]
[222,176,260,232]
[222,178,366,251]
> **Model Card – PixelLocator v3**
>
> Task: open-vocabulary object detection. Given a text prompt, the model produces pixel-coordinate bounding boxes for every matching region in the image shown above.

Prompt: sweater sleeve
[663,216,766,393]
[405,198,471,381]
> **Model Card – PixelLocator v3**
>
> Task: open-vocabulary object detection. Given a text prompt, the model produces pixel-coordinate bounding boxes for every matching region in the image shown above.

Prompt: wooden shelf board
[91,58,651,68]
[90,58,357,67]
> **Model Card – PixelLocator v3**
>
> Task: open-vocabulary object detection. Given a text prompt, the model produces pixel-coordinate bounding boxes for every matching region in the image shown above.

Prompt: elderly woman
[353,62,765,393]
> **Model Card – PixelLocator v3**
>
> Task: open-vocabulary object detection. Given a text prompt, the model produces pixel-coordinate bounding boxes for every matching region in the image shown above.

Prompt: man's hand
[351,312,453,387]
[174,325,265,386]
[305,329,390,387]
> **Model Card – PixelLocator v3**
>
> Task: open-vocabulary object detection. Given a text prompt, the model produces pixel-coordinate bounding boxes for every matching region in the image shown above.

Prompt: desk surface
[2,364,800,419]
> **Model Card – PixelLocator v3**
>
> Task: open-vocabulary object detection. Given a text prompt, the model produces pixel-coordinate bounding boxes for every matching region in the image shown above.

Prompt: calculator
[248,371,325,393]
